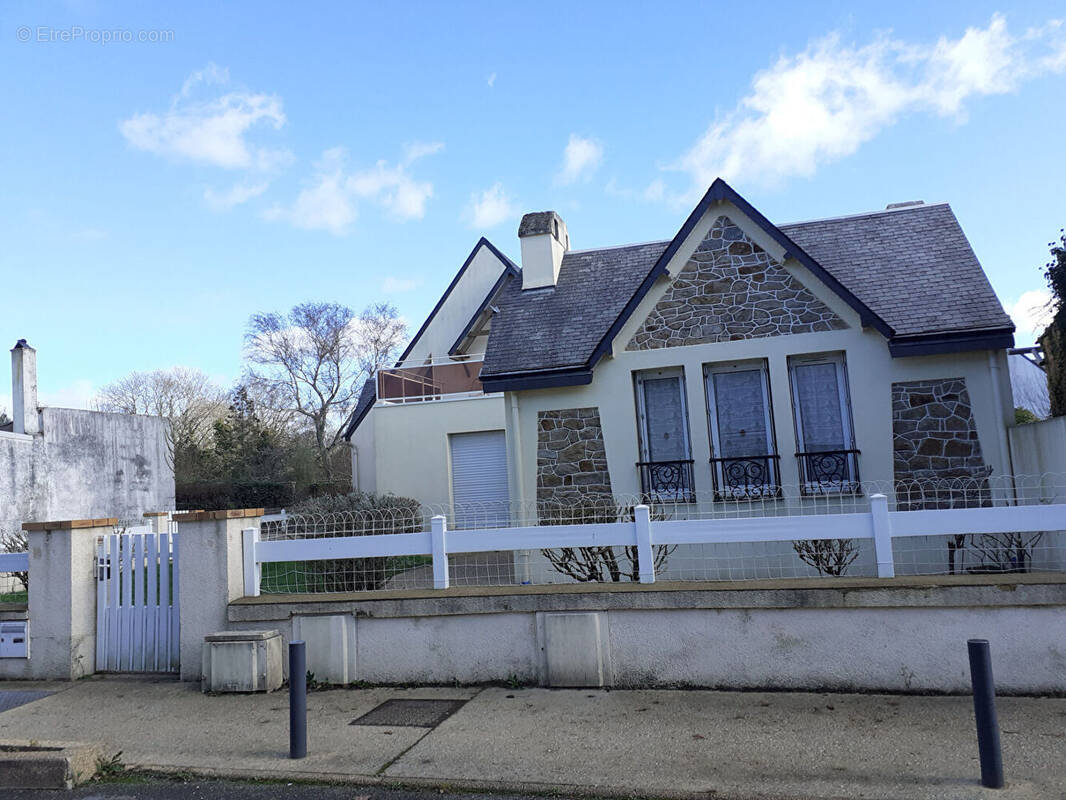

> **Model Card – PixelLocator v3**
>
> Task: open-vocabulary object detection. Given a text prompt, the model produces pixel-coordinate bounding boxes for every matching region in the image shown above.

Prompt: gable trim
[397,237,518,364]
[448,265,520,356]
[587,179,893,371]
[342,237,518,440]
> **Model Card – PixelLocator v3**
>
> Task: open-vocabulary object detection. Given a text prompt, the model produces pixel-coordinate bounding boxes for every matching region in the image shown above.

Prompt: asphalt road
[8,778,562,800]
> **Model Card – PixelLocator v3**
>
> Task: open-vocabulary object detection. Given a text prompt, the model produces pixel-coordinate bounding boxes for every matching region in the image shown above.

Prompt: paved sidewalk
[1,676,1064,799]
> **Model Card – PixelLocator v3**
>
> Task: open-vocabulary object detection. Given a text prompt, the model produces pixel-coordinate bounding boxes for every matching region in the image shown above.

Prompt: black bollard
[967,639,1004,789]
[289,640,307,759]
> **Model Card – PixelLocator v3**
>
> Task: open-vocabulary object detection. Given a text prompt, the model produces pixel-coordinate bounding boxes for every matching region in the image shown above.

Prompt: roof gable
[480,180,1013,391]
[342,237,517,439]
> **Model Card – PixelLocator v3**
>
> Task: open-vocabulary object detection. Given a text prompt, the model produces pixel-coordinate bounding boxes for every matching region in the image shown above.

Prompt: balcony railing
[636,460,696,503]
[377,358,485,403]
[796,449,861,495]
[709,455,781,501]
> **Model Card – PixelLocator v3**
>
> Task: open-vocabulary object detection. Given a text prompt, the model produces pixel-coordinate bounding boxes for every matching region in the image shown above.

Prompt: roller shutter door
[449,430,510,529]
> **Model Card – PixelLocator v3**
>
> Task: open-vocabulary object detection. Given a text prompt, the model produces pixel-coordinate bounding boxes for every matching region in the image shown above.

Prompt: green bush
[283,491,423,592]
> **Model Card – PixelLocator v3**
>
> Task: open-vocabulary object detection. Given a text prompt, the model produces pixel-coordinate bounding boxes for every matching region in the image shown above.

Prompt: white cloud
[204,181,269,211]
[487,72,497,88]
[266,144,442,234]
[1009,289,1054,343]
[467,183,517,229]
[556,134,604,185]
[382,276,422,293]
[673,15,1066,195]
[120,63,290,171]
[264,147,356,235]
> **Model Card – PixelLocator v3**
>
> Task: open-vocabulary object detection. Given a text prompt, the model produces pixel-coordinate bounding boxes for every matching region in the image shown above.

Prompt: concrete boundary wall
[228,576,1066,694]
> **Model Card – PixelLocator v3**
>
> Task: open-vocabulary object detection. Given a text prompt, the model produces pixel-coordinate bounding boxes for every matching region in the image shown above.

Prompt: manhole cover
[0,691,52,713]
[350,698,466,728]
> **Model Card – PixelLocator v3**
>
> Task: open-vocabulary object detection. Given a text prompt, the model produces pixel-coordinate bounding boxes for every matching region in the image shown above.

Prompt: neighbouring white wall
[1009,416,1066,503]
[372,395,506,508]
[0,408,173,548]
[507,198,1015,507]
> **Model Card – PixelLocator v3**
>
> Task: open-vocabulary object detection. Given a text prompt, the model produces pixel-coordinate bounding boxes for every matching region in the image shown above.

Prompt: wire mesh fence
[249,473,1066,595]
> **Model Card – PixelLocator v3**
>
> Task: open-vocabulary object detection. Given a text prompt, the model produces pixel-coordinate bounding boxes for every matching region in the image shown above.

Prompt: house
[0,340,174,544]
[344,179,1016,525]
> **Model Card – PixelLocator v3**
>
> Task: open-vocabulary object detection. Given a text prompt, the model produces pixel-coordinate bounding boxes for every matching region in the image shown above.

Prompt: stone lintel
[22,518,118,531]
[171,508,265,523]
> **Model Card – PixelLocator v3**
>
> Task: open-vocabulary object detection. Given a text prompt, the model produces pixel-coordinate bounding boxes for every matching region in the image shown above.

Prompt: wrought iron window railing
[796,450,861,495]
[709,455,781,501]
[636,460,696,503]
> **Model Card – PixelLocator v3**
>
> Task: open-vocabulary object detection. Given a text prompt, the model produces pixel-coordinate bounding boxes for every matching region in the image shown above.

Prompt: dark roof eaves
[480,366,594,392]
[888,327,1016,357]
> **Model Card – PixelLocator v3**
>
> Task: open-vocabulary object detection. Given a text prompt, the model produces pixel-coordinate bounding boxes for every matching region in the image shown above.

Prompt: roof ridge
[566,239,671,255]
[779,202,951,228]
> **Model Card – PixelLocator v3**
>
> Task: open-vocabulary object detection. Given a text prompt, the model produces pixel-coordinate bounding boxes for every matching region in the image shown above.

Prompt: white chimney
[518,211,569,290]
[10,339,39,435]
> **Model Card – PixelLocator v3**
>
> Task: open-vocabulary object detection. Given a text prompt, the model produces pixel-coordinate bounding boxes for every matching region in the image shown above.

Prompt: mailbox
[0,621,28,658]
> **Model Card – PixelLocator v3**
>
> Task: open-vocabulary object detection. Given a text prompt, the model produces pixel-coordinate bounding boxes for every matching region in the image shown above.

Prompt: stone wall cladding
[891,378,991,509]
[536,408,613,508]
[627,215,846,351]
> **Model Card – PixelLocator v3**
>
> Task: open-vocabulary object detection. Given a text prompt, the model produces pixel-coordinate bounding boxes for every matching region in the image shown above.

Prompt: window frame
[703,359,780,499]
[703,359,777,459]
[787,351,859,493]
[634,367,692,463]
[633,367,695,502]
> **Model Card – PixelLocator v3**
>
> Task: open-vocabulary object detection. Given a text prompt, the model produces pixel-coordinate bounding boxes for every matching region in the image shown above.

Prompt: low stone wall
[228,575,1066,694]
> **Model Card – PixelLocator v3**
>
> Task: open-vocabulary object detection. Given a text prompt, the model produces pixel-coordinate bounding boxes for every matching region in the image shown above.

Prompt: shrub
[283,491,423,592]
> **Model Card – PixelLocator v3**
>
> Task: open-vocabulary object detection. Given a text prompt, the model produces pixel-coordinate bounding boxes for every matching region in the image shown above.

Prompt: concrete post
[174,509,263,681]
[10,339,39,436]
[143,511,170,534]
[870,494,895,578]
[22,517,116,679]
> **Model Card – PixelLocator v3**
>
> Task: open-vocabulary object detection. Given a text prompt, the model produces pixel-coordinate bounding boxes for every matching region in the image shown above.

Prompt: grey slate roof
[481,203,1011,379]
[779,203,1012,337]
[481,241,670,377]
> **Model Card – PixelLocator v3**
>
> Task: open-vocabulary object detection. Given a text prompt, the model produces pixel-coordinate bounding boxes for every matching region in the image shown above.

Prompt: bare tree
[93,367,227,468]
[792,538,859,576]
[244,301,406,480]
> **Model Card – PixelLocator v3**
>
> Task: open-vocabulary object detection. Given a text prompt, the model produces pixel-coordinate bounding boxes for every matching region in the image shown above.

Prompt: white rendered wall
[372,394,506,509]
[229,597,1066,693]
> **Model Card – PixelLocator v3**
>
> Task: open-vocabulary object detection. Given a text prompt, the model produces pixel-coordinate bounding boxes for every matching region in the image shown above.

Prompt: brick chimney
[10,339,39,435]
[518,211,569,290]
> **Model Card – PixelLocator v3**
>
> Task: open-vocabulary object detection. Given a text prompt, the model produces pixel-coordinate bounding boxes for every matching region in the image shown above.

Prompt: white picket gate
[95,528,180,672]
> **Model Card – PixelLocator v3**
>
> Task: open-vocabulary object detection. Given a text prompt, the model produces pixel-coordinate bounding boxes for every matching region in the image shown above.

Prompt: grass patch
[260,555,432,594]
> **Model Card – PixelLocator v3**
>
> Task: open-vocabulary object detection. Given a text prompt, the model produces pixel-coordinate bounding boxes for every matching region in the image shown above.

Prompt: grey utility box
[202,630,284,693]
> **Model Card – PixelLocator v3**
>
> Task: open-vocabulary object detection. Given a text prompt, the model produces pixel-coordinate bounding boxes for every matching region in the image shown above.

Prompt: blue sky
[1,1,1064,411]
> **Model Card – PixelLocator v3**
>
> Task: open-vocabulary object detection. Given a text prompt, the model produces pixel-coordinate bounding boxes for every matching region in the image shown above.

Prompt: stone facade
[891,378,991,509]
[627,216,846,351]
[536,408,613,509]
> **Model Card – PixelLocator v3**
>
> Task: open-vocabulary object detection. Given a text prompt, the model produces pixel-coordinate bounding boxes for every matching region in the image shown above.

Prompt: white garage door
[450,430,510,529]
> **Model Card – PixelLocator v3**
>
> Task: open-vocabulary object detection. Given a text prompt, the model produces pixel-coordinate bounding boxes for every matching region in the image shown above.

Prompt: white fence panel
[0,552,29,572]
[243,496,1066,597]
[96,529,179,672]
